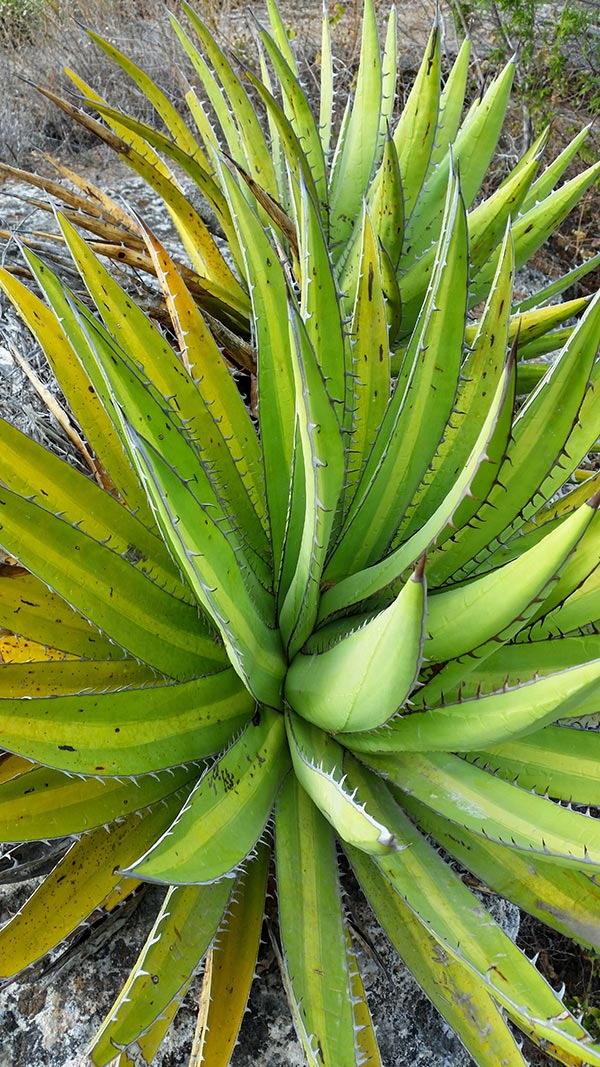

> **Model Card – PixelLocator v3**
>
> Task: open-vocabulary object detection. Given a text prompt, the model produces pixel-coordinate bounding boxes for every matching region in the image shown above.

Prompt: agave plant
[1,2,600,1065]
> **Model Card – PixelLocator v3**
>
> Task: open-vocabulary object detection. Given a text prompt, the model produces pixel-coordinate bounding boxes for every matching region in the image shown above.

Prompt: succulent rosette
[1,2,600,1064]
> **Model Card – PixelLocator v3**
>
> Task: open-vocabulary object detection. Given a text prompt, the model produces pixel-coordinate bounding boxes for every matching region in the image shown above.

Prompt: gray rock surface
[0,868,520,1067]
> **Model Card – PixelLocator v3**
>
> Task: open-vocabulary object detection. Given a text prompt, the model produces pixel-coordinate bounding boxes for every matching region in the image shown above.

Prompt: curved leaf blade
[126,710,289,885]
[0,668,252,775]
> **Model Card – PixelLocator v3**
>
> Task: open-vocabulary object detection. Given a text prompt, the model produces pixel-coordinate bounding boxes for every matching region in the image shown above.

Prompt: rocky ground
[0,859,520,1067]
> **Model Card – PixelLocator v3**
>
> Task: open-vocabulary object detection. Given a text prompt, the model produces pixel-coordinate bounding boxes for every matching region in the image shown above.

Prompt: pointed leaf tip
[413,554,427,582]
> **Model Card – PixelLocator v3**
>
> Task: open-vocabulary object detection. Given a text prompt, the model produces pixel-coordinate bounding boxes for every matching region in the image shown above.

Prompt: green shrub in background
[0,2,600,1065]
[451,0,600,118]
[0,0,52,45]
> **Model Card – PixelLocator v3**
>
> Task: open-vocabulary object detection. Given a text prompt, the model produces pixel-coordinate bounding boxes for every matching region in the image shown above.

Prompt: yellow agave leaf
[190,846,269,1065]
[0,793,186,982]
[0,632,77,664]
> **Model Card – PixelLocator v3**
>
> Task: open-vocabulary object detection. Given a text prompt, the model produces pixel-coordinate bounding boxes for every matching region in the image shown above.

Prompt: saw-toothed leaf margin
[1,2,600,1065]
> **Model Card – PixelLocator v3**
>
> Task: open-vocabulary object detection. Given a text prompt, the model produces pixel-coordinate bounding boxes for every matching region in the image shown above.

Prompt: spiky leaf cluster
[1,3,600,1065]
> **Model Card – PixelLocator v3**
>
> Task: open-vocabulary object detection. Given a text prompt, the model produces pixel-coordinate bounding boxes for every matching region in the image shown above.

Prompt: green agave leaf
[411,633,600,707]
[343,656,600,755]
[513,251,600,314]
[16,249,159,529]
[134,220,262,497]
[257,46,287,205]
[218,162,295,578]
[429,38,470,167]
[378,240,403,340]
[56,212,270,575]
[517,328,573,362]
[175,3,278,196]
[126,430,285,707]
[296,173,348,413]
[405,797,600,953]
[104,994,186,1067]
[265,0,297,72]
[328,169,467,579]
[0,569,127,660]
[400,57,514,274]
[489,488,600,594]
[286,560,425,733]
[471,724,600,804]
[278,299,345,658]
[0,795,183,982]
[168,18,240,165]
[343,207,392,501]
[77,308,272,611]
[367,130,404,270]
[467,295,591,352]
[469,135,546,268]
[515,362,551,395]
[488,633,600,679]
[243,68,321,223]
[371,749,600,874]
[377,4,397,158]
[400,157,538,330]
[318,347,513,618]
[0,265,152,525]
[88,879,233,1066]
[0,485,224,680]
[57,75,246,304]
[425,493,599,664]
[329,0,382,251]
[347,847,528,1067]
[396,222,515,545]
[521,510,600,627]
[125,710,289,885]
[468,155,540,276]
[109,990,187,1067]
[259,28,327,211]
[475,513,574,574]
[318,4,334,158]
[84,26,208,162]
[0,668,252,775]
[276,421,306,628]
[417,348,516,550]
[191,845,269,1067]
[87,102,242,265]
[0,761,197,842]
[0,416,192,604]
[525,560,600,640]
[519,123,591,215]
[533,470,600,527]
[392,24,440,220]
[51,246,278,698]
[472,160,600,307]
[347,759,600,1065]
[284,711,397,855]
[275,776,359,1067]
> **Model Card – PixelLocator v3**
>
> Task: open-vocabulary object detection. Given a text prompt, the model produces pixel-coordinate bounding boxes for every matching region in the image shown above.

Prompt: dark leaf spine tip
[413,553,427,582]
